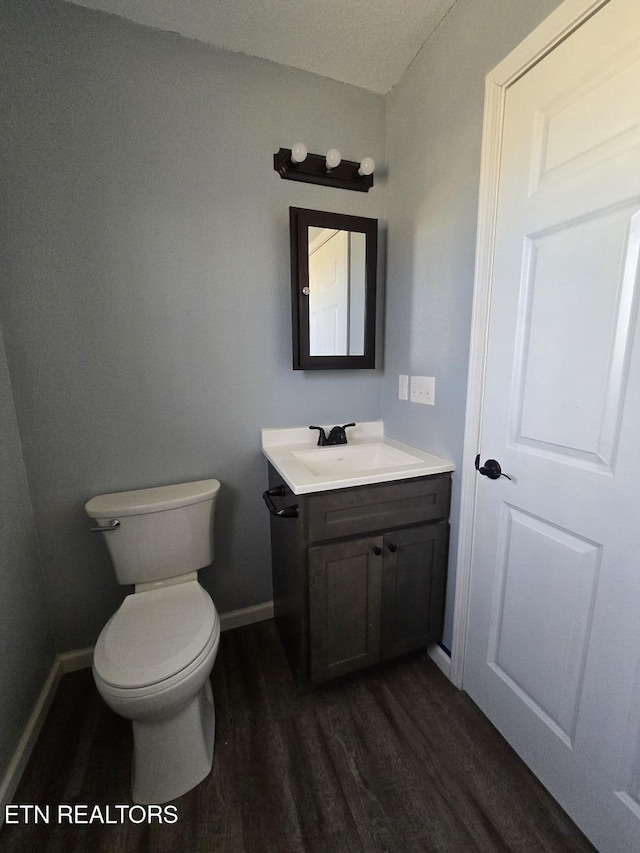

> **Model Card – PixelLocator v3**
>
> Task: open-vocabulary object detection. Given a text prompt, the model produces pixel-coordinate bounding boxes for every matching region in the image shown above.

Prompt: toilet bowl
[86,479,221,804]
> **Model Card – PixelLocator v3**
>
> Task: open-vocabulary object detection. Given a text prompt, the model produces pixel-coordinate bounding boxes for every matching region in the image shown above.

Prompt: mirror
[290,207,377,369]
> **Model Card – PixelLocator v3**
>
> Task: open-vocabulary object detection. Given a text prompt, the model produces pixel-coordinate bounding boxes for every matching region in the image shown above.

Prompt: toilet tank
[85,479,220,585]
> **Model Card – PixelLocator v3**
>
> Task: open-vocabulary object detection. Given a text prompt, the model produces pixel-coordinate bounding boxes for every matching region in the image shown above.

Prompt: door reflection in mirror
[307,228,366,356]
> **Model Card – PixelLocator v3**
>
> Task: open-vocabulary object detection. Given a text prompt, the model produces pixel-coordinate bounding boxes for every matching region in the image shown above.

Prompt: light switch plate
[410,375,435,405]
[398,374,409,400]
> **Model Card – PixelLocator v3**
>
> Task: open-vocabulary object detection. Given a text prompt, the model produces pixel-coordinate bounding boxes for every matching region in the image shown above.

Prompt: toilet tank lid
[85,479,220,518]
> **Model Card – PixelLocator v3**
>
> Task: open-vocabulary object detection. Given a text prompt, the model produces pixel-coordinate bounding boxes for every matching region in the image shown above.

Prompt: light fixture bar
[273,147,374,192]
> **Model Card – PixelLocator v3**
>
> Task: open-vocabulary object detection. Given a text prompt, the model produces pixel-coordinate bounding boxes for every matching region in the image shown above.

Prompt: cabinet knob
[373,546,382,556]
[388,543,397,553]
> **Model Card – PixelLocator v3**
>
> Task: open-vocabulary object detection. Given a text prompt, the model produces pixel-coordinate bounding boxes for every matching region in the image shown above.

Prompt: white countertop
[261,421,455,495]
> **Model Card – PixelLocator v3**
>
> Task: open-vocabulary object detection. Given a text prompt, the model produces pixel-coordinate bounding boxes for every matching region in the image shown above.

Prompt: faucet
[309,423,356,446]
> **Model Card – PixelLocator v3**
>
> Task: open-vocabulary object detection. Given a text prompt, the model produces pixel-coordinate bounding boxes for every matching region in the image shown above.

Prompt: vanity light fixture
[273,144,375,192]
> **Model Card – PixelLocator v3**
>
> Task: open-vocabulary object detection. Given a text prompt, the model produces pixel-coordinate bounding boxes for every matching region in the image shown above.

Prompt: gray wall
[0,325,55,780]
[382,0,564,650]
[1,0,386,651]
[1,0,568,664]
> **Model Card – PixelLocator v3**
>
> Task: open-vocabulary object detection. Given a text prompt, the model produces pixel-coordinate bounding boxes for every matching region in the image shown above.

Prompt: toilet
[85,479,221,805]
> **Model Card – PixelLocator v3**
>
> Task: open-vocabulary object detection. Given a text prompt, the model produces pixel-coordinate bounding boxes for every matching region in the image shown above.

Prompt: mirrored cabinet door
[290,208,377,369]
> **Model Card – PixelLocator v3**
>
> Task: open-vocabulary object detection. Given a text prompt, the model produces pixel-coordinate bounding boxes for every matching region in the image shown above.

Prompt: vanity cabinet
[267,463,451,688]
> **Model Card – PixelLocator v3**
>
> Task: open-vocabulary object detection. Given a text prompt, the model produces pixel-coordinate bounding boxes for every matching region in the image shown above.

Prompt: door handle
[475,454,512,481]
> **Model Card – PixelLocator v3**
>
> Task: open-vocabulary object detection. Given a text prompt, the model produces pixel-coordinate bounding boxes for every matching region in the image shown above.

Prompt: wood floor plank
[0,620,595,852]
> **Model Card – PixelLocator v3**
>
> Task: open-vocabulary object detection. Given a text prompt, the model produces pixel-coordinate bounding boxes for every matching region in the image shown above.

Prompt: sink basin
[292,443,423,476]
[262,422,455,494]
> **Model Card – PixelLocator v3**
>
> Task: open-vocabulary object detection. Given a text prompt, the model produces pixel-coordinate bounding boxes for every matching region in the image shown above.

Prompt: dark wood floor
[1,620,594,852]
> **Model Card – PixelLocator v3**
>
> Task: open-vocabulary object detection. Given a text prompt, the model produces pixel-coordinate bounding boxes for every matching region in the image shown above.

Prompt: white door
[464,1,640,850]
[308,229,349,356]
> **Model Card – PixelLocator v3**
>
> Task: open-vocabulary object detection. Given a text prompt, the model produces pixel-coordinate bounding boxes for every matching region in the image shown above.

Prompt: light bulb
[291,142,308,164]
[325,148,341,170]
[358,157,375,177]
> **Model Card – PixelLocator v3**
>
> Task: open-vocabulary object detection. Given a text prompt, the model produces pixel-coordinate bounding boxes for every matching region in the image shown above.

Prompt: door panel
[465,1,640,849]
[514,205,639,469]
[488,505,600,747]
[531,44,640,194]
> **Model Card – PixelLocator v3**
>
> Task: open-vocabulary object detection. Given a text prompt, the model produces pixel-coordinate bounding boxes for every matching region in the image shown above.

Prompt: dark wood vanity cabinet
[267,464,451,688]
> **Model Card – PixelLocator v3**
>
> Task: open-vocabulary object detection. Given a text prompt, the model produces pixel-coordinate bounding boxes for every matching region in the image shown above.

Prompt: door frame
[450,0,611,688]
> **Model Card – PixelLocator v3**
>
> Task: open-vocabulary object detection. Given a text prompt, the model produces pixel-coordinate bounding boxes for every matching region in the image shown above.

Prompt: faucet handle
[309,425,328,446]
[326,423,356,446]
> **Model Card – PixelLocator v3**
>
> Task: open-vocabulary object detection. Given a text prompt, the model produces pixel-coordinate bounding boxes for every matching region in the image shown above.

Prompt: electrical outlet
[410,375,435,405]
[398,374,409,400]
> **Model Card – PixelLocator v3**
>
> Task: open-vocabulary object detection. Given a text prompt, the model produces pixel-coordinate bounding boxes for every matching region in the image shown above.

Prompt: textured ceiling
[67,0,457,93]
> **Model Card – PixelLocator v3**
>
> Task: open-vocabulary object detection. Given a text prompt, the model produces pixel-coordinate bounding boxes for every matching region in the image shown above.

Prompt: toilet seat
[94,581,218,689]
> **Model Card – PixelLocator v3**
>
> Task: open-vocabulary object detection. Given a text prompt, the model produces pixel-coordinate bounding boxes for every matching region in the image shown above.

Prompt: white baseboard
[0,660,62,827]
[58,646,94,673]
[428,643,452,680]
[219,600,274,632]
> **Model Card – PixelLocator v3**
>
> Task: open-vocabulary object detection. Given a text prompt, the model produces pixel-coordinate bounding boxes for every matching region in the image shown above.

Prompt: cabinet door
[309,535,383,683]
[380,522,449,660]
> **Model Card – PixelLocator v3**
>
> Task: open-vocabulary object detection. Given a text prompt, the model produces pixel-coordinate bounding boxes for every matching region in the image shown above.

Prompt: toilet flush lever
[90,519,121,532]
